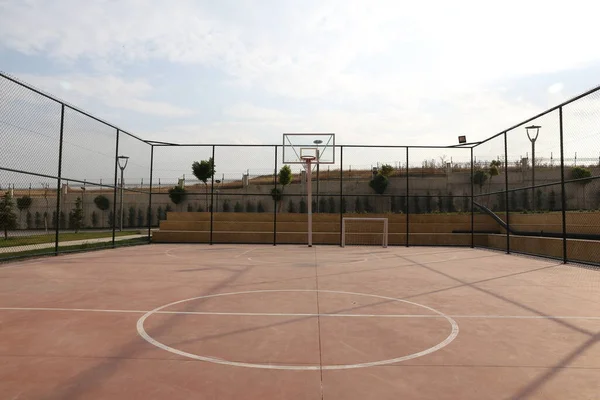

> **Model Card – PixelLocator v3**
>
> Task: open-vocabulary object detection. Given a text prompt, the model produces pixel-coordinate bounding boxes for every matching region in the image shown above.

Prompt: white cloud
[13,73,193,117]
[548,83,564,94]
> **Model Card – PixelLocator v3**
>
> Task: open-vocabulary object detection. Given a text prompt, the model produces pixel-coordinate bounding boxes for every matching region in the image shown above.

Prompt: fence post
[147,145,154,241]
[273,145,277,246]
[406,147,409,247]
[209,146,215,245]
[111,129,120,247]
[504,131,510,254]
[339,146,344,246]
[470,147,474,248]
[54,104,65,255]
[559,106,568,263]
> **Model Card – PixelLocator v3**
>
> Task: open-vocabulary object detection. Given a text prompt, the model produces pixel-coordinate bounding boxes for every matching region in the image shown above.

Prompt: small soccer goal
[341,218,388,248]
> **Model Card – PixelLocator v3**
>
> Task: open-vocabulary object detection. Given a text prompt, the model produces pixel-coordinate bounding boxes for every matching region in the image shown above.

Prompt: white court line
[1,307,599,320]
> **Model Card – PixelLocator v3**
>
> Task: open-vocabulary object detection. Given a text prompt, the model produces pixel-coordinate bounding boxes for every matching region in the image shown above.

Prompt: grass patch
[0,237,149,262]
[0,230,141,248]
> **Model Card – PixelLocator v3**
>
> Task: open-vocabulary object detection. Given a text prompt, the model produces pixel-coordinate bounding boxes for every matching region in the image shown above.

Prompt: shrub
[128,206,136,227]
[137,208,144,227]
[94,195,110,211]
[26,211,32,229]
[168,186,186,205]
[234,202,243,212]
[34,211,42,229]
[299,198,307,213]
[369,173,389,195]
[328,197,336,213]
[71,197,85,232]
[91,211,98,227]
[257,201,266,213]
[222,200,231,212]
[319,198,327,213]
[187,203,193,212]
[246,201,256,212]
[287,200,296,213]
[0,192,18,239]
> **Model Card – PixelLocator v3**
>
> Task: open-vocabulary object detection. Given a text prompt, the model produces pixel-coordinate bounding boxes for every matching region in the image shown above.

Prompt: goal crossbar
[341,217,389,248]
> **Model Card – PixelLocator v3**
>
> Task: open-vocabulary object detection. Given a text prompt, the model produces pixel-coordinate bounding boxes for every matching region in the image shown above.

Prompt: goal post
[341,218,389,248]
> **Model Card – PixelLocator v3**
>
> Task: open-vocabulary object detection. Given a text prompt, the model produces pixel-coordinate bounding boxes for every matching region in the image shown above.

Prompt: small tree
[16,195,33,227]
[165,204,173,215]
[0,192,18,239]
[51,211,57,229]
[473,169,488,194]
[425,191,433,213]
[91,211,98,228]
[41,183,50,233]
[379,164,394,177]
[328,197,336,213]
[197,204,205,212]
[26,211,32,229]
[319,198,327,214]
[187,203,194,212]
[536,189,544,211]
[369,173,389,195]
[510,191,518,211]
[72,197,84,233]
[487,160,502,206]
[299,198,307,213]
[341,197,347,213]
[168,186,186,209]
[548,190,557,211]
[94,195,110,228]
[59,211,67,229]
[191,158,215,211]
[108,211,115,228]
[157,206,164,222]
[446,192,456,213]
[246,201,256,212]
[571,167,593,209]
[413,196,421,214]
[147,206,154,226]
[363,197,374,213]
[287,199,296,213]
[222,200,231,212]
[354,197,363,213]
[34,211,42,229]
[437,191,444,213]
[137,208,144,227]
[234,202,243,212]
[399,195,407,214]
[128,206,136,227]
[462,192,470,213]
[497,192,506,212]
[257,201,266,213]
[521,190,530,212]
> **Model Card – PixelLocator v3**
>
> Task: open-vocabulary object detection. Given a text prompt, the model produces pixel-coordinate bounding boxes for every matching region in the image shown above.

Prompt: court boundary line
[1,307,599,320]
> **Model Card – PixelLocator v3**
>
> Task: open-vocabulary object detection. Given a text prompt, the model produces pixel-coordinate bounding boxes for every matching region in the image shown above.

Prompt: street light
[313,139,323,213]
[117,155,129,231]
[525,125,541,211]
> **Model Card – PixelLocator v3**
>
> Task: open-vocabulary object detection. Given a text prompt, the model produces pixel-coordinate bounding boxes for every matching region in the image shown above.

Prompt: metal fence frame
[1,72,599,266]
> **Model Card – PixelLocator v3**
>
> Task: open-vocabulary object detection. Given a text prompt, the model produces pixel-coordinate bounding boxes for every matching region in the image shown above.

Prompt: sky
[1,0,600,185]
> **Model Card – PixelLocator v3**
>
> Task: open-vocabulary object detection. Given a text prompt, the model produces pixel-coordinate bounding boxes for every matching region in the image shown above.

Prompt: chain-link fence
[1,72,599,266]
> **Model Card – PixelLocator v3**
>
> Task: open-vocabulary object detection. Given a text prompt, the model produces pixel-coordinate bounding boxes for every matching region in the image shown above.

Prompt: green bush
[369,173,389,195]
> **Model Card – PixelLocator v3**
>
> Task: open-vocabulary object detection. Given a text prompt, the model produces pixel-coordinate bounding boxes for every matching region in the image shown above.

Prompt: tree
[191,158,215,210]
[486,160,502,206]
[246,201,256,212]
[24,210,32,229]
[354,197,363,213]
[34,211,42,229]
[510,191,518,211]
[41,183,50,233]
[413,196,421,214]
[287,199,296,213]
[257,201,266,213]
[363,197,373,213]
[168,186,186,210]
[108,211,115,228]
[272,165,293,212]
[71,197,84,233]
[536,189,544,211]
[165,204,173,215]
[222,200,231,212]
[51,211,57,229]
[521,190,529,211]
[128,206,136,227]
[137,208,144,227]
[571,167,593,209]
[341,197,347,213]
[437,191,444,213]
[59,211,67,229]
[462,192,470,213]
[16,195,33,227]
[234,202,243,212]
[187,203,193,212]
[197,204,204,212]
[399,195,407,214]
[94,195,110,228]
[369,173,389,195]
[157,206,164,222]
[497,192,506,212]
[0,192,18,239]
[379,164,394,177]
[147,206,154,226]
[319,198,327,214]
[328,197,336,213]
[446,192,456,213]
[91,211,98,228]
[473,169,488,194]
[299,198,307,213]
[548,190,557,211]
[425,191,433,213]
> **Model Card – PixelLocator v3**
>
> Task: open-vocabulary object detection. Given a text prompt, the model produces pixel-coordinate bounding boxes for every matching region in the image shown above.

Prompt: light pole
[525,125,541,211]
[313,139,322,213]
[117,155,129,231]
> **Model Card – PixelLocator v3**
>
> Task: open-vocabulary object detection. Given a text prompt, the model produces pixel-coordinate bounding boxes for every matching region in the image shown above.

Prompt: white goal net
[341,218,388,247]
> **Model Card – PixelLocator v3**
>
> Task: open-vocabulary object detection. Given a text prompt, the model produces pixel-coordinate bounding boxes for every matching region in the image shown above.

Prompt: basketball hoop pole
[306,158,313,247]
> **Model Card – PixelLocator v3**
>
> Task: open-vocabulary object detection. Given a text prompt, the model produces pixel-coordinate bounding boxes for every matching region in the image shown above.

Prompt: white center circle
[136,290,459,370]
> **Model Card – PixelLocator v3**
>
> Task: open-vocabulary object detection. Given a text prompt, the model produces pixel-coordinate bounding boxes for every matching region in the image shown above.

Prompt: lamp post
[313,139,322,213]
[117,155,129,231]
[525,125,541,211]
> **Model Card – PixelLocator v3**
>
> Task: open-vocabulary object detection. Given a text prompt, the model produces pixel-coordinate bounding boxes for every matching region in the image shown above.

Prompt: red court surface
[0,244,599,399]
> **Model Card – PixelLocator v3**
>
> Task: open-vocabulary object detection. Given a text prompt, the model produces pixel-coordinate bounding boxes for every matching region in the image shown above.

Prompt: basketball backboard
[282,133,335,164]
